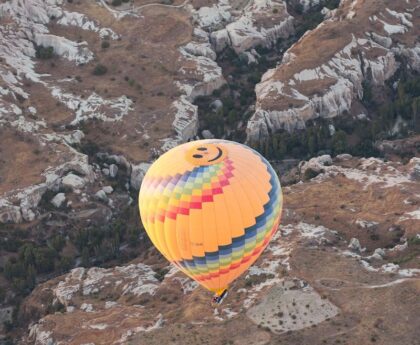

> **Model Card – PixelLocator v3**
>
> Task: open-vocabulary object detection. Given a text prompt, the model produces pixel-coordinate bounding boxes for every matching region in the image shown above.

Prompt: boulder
[183,42,217,60]
[18,184,48,222]
[210,29,231,52]
[109,164,118,178]
[96,153,131,170]
[95,190,108,202]
[130,163,151,190]
[210,99,223,111]
[102,186,113,194]
[371,248,386,260]
[299,155,332,178]
[62,173,86,190]
[348,238,362,252]
[336,154,352,161]
[51,193,66,208]
[202,129,215,139]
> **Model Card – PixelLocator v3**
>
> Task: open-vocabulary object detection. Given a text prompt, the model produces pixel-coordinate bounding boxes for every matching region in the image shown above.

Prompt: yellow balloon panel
[139,140,282,294]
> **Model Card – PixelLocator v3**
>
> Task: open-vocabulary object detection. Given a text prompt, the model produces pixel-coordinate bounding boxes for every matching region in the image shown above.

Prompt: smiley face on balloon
[186,143,227,166]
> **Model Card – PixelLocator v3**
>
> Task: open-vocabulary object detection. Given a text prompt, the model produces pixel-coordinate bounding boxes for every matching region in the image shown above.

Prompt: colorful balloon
[138,139,282,297]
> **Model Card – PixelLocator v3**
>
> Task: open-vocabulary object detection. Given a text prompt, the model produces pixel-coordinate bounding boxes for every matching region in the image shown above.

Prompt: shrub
[294,4,304,15]
[56,256,73,272]
[101,41,110,49]
[80,140,100,156]
[92,64,108,76]
[128,227,140,247]
[154,267,169,282]
[35,46,54,59]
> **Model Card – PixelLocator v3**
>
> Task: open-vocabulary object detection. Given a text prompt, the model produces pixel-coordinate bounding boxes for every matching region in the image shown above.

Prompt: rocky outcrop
[0,202,22,224]
[211,0,294,54]
[34,33,93,65]
[246,0,419,141]
[298,154,332,178]
[192,0,295,54]
[164,27,224,152]
[194,0,232,30]
[161,96,199,152]
[0,0,123,223]
[0,145,93,224]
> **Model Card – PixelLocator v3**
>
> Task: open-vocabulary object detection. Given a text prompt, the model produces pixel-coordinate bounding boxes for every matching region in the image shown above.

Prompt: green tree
[362,80,373,106]
[49,234,66,253]
[128,227,140,247]
[19,243,36,267]
[81,247,90,267]
[4,260,25,280]
[34,247,56,273]
[74,230,89,252]
[412,97,420,131]
[227,110,238,125]
[26,264,36,290]
[307,129,318,155]
[332,130,347,155]
[56,256,73,272]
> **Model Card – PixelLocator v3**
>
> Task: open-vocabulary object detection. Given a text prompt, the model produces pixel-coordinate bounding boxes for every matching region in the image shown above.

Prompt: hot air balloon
[138,139,282,302]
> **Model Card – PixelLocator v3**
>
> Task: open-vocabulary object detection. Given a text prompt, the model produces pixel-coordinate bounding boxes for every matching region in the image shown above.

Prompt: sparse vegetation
[101,41,110,49]
[154,267,169,282]
[35,45,54,59]
[92,64,108,76]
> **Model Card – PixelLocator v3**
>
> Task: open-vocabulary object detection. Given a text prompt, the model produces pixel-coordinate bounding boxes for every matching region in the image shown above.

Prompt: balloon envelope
[139,139,282,295]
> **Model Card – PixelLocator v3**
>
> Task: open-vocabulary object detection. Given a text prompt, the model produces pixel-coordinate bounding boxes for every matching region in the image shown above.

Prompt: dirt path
[315,277,420,291]
[99,0,190,17]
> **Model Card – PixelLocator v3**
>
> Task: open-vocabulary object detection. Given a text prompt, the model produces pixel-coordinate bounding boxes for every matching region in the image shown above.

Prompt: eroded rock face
[210,0,295,54]
[246,0,420,141]
[193,0,295,54]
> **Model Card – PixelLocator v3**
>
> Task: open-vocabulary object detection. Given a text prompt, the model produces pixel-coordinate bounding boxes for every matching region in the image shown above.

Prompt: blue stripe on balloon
[177,152,281,274]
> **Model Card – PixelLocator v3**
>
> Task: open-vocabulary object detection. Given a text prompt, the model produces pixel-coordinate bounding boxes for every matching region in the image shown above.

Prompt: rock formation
[246,0,420,141]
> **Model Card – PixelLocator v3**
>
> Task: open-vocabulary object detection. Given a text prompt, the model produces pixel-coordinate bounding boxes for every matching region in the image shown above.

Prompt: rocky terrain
[247,0,420,139]
[20,155,420,344]
[0,0,418,343]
